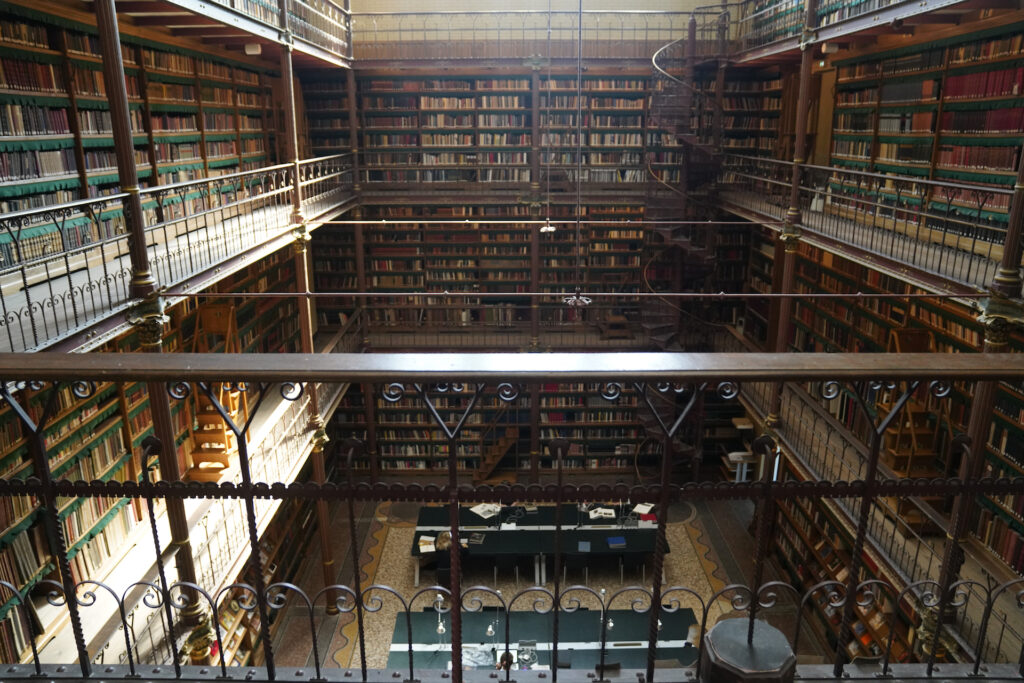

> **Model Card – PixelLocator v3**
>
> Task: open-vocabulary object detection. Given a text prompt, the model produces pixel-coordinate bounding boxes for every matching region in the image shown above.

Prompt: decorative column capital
[127,291,169,349]
[778,229,801,254]
[310,415,330,453]
[292,225,311,255]
[977,297,1024,348]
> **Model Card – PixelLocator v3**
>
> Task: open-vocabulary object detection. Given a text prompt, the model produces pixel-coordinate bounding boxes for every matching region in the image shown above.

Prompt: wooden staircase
[875,328,950,531]
[474,426,519,484]
[186,304,248,482]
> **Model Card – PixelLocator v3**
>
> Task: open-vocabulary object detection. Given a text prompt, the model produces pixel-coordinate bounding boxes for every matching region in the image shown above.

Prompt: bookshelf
[0,3,278,246]
[698,68,783,157]
[829,19,1024,233]
[744,236,1024,577]
[773,457,916,663]
[301,69,350,156]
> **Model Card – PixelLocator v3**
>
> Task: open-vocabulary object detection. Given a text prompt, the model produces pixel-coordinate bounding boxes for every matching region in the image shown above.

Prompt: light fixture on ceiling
[539,219,556,233]
[244,43,261,56]
[563,288,592,308]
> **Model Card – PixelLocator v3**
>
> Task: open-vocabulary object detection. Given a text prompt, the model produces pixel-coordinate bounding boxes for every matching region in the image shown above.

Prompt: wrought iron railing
[0,353,1022,680]
[733,0,962,54]
[0,155,354,354]
[716,328,1024,663]
[717,154,1016,291]
[203,0,351,62]
[351,11,699,61]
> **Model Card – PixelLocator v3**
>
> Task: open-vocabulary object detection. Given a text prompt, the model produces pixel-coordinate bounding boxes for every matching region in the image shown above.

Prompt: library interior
[1,0,1024,680]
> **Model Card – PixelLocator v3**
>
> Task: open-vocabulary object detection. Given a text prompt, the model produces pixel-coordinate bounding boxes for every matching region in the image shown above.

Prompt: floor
[267,494,830,672]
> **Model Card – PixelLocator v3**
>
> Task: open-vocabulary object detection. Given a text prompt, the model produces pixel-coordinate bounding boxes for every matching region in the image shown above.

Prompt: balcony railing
[351,11,700,61]
[0,155,354,354]
[716,328,1024,664]
[0,353,1022,680]
[718,154,1016,291]
[200,0,351,62]
[733,0,976,57]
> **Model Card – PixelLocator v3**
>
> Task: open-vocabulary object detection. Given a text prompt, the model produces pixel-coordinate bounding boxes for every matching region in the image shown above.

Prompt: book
[607,536,626,549]
[578,541,591,552]
[468,532,485,545]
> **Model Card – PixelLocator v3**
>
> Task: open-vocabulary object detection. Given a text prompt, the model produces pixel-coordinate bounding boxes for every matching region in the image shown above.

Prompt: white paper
[419,543,435,553]
[632,503,654,515]
[470,503,500,519]
[499,522,517,530]
[589,507,616,519]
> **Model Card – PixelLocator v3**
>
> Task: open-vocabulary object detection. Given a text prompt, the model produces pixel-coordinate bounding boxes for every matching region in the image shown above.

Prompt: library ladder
[186,304,248,481]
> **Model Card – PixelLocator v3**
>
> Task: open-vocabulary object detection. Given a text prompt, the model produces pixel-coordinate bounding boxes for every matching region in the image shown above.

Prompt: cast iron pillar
[132,305,205,633]
[990,145,1024,299]
[767,0,818,425]
[278,0,304,226]
[94,0,153,297]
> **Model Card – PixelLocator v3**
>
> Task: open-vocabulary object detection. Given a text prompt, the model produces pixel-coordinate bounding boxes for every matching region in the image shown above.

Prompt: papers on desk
[632,503,654,515]
[418,535,436,553]
[499,522,517,530]
[588,507,616,520]
[470,503,501,519]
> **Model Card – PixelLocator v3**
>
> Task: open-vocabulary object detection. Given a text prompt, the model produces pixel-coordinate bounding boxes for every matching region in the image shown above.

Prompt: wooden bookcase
[697,67,783,157]
[774,457,916,663]
[0,3,278,253]
[828,16,1024,233]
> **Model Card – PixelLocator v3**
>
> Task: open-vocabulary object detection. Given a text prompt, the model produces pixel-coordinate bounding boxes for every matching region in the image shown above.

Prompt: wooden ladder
[474,404,519,484]
[186,304,248,482]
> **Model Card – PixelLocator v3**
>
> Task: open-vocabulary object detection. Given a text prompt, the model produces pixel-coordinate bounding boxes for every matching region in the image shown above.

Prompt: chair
[494,555,522,589]
[619,554,646,584]
[563,554,589,585]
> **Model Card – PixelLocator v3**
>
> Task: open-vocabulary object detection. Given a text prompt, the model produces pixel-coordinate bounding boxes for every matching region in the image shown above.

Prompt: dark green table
[386,607,697,671]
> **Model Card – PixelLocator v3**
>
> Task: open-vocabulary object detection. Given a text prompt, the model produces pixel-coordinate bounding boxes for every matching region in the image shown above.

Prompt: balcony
[110,0,352,67]
[0,352,1021,681]
[731,0,996,63]
[717,154,1014,294]
[0,155,355,354]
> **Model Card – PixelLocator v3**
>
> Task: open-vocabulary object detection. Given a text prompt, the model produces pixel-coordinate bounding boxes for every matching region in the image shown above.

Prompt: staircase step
[185,463,229,482]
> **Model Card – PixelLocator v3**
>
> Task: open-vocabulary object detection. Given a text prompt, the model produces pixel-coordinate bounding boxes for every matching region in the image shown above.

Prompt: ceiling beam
[115,1,184,11]
[202,36,255,45]
[134,15,223,25]
[172,26,247,36]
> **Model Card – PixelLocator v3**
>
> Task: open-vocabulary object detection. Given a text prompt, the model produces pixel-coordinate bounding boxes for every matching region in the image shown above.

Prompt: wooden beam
[172,26,246,36]
[202,36,253,45]
[115,1,184,11]
[902,15,962,25]
[134,14,221,25]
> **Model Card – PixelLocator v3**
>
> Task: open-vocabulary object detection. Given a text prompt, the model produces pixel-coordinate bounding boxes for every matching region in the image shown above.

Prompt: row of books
[975,507,1024,574]
[877,142,932,164]
[66,499,135,584]
[945,66,1024,100]
[0,149,77,181]
[950,34,1024,64]
[936,144,1019,173]
[0,103,69,136]
[0,58,64,93]
[140,48,193,74]
[880,111,935,134]
[0,18,48,48]
[0,496,33,531]
[0,526,46,588]
[941,108,1024,134]
[880,79,939,103]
